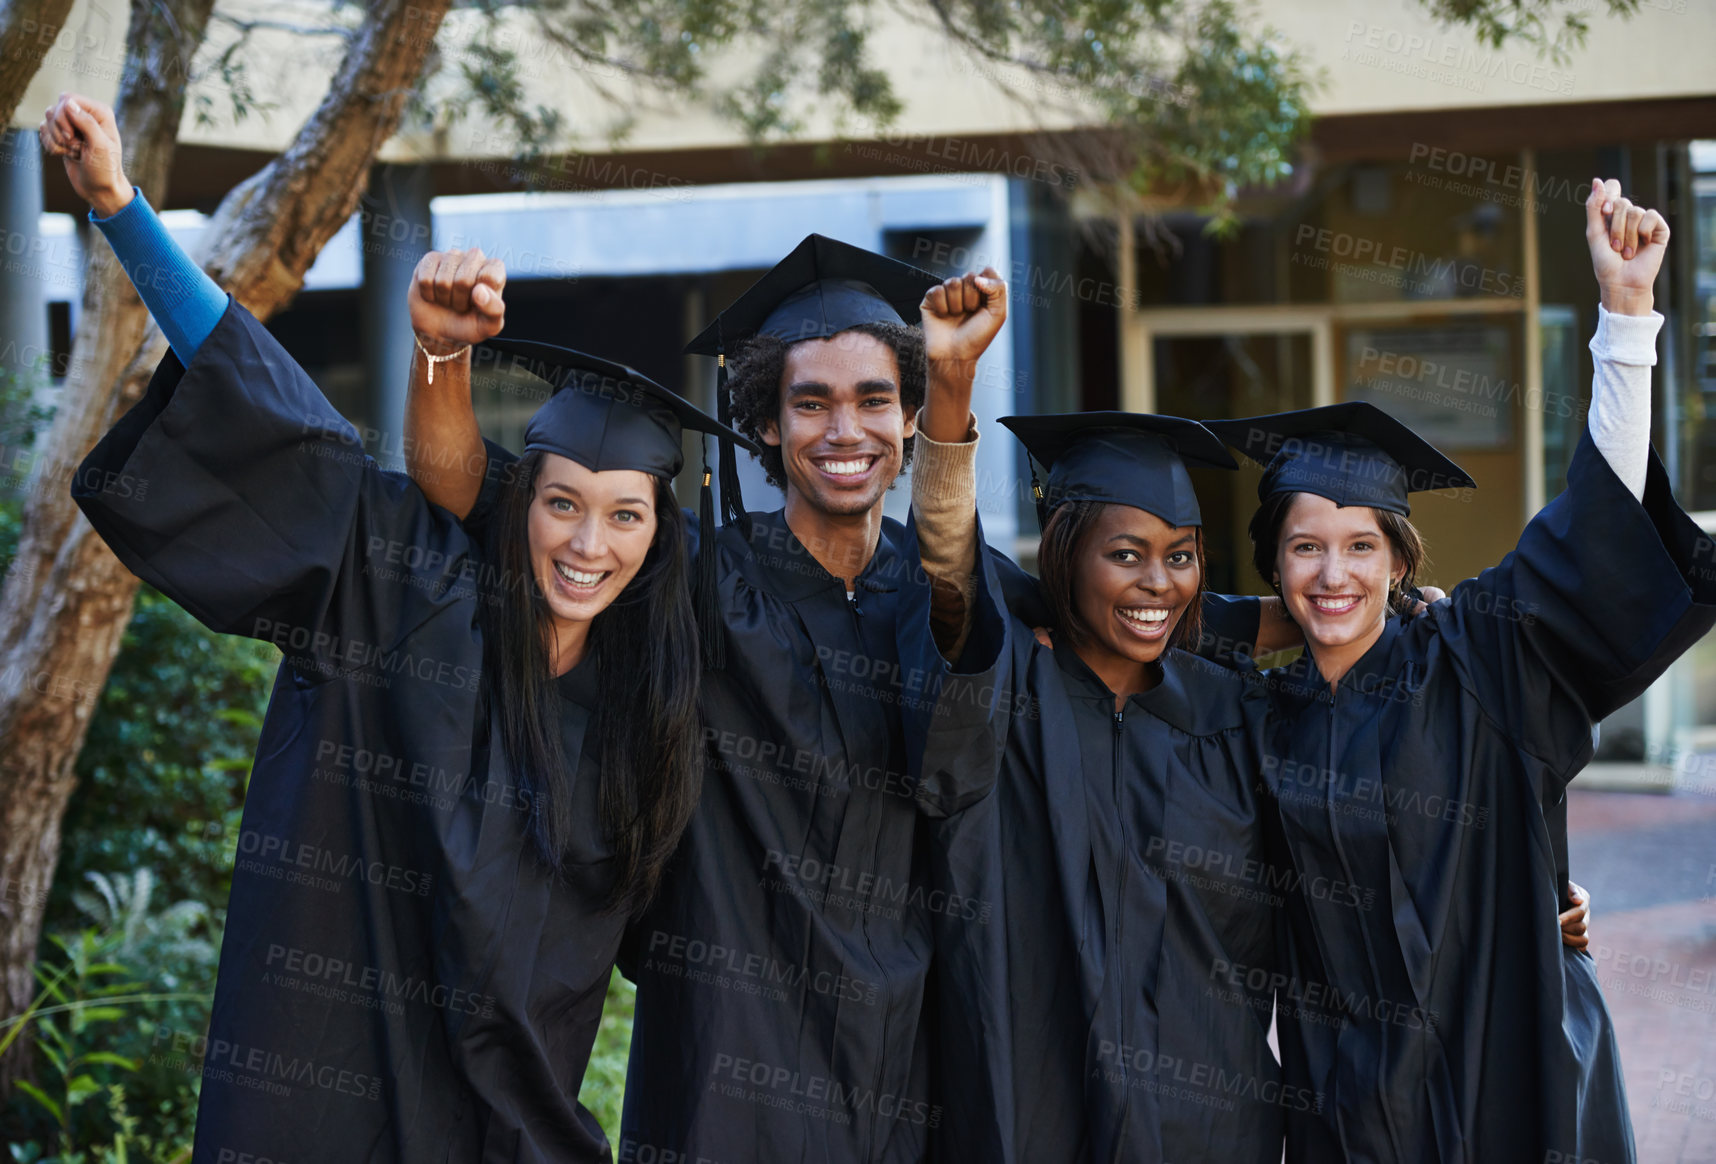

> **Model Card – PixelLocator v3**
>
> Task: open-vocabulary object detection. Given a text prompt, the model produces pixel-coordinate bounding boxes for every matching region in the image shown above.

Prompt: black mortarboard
[1203,402,1476,516]
[685,235,940,535]
[474,337,760,669]
[685,234,939,356]
[999,411,1237,530]
[476,337,760,477]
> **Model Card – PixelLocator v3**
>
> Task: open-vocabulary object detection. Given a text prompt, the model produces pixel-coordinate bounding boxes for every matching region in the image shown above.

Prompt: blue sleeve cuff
[90,189,228,364]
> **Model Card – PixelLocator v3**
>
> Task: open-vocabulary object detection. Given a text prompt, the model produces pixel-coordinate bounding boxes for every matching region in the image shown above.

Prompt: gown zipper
[1111,703,1132,1157]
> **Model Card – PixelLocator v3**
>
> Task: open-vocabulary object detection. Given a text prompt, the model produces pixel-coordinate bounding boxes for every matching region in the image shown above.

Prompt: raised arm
[40,95,224,363]
[1584,176,1666,498]
[47,95,481,653]
[403,249,507,518]
[1437,179,1714,783]
[914,268,1007,661]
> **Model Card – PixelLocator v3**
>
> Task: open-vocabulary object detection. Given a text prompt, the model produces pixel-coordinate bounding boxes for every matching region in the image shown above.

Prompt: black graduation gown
[899,541,1284,1164]
[1258,430,1716,1164]
[73,299,629,1163]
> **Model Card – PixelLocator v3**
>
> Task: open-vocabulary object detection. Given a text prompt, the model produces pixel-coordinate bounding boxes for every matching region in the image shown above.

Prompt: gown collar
[1270,614,1406,711]
[738,506,904,603]
[1046,630,1193,720]
[554,654,600,709]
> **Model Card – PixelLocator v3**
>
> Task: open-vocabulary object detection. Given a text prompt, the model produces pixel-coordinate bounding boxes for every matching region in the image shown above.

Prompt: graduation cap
[1203,401,1476,516]
[998,411,1238,530]
[685,234,941,531]
[475,337,761,668]
[478,337,760,476]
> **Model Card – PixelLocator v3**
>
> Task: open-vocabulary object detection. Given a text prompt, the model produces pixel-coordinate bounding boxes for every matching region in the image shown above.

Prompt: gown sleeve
[896,511,1013,818]
[1434,426,1716,785]
[1194,592,1263,663]
[73,298,475,662]
[456,438,523,541]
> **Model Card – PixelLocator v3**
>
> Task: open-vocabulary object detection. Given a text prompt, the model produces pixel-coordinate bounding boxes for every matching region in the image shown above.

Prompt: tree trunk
[0,0,452,1095]
[0,0,77,129]
[0,0,216,1095]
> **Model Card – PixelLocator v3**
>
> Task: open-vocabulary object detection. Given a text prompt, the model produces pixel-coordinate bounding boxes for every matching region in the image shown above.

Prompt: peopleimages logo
[762,850,992,923]
[234,829,432,897]
[709,1054,941,1128]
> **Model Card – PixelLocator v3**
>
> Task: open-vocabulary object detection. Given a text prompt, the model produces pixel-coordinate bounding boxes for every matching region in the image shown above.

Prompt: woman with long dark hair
[1206,179,1714,1163]
[46,92,752,1162]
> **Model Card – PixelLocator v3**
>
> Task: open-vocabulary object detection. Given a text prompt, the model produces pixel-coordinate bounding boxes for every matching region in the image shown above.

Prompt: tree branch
[0,0,78,128]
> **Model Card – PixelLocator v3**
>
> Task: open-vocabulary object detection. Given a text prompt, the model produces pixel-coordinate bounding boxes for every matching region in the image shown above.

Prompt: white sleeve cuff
[1589,302,1664,367]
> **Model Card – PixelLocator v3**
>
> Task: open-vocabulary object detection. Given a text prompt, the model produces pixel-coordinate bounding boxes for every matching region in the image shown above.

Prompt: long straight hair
[1036,499,1208,653]
[482,451,702,914]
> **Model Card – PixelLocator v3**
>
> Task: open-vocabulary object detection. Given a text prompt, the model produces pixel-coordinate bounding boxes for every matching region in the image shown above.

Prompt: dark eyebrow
[1282,527,1381,542]
[541,481,650,507]
[1107,532,1195,549]
[785,379,899,399]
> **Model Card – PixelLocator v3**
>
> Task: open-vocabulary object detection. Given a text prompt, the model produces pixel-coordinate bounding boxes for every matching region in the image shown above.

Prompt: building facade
[5,0,1715,785]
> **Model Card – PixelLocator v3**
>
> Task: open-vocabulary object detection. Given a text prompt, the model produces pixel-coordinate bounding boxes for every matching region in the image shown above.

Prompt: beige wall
[14,0,1712,158]
[1278,0,1714,116]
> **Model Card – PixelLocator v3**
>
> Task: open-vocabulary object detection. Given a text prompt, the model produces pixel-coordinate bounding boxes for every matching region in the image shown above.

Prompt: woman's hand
[1586,178,1668,317]
[1410,585,1447,615]
[1559,880,1591,951]
[409,248,507,355]
[39,93,133,218]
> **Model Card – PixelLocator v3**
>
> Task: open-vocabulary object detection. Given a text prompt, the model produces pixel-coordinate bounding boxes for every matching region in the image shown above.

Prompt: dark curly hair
[725,323,927,489]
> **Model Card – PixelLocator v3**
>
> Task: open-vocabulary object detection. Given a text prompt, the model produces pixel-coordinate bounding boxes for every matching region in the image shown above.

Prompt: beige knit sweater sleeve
[908,411,982,662]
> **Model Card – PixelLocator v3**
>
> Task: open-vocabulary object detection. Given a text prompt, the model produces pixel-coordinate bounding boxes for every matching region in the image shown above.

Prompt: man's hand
[1559,880,1591,951]
[1586,178,1668,317]
[409,248,507,355]
[39,93,132,218]
[919,268,1007,443]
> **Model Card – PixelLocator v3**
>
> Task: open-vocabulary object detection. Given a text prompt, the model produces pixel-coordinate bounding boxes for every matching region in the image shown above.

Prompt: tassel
[715,346,751,540]
[696,451,725,671]
[1030,463,1049,529]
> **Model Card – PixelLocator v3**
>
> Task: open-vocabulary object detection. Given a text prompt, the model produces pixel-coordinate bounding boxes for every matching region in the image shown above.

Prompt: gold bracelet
[413,333,470,385]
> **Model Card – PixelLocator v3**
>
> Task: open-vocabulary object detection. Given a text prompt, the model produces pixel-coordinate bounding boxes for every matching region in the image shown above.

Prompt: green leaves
[7,931,145,1149]
[1411,0,1641,62]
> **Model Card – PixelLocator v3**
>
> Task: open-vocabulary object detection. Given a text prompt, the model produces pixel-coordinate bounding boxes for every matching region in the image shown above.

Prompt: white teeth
[1118,608,1169,625]
[555,563,605,587]
[1311,597,1356,612]
[822,458,873,477]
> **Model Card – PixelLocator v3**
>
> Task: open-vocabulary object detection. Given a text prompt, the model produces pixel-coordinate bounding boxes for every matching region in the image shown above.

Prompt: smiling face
[1065,504,1202,694]
[526,453,660,633]
[760,331,914,517]
[1274,492,1404,667]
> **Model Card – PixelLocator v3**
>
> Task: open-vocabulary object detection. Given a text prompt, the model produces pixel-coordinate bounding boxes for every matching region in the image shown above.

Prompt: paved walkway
[1569,786,1716,1164]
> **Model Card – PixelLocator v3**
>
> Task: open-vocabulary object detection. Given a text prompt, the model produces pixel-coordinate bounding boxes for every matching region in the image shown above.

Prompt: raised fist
[409,248,508,354]
[39,93,132,218]
[921,268,1008,370]
[1585,178,1668,317]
